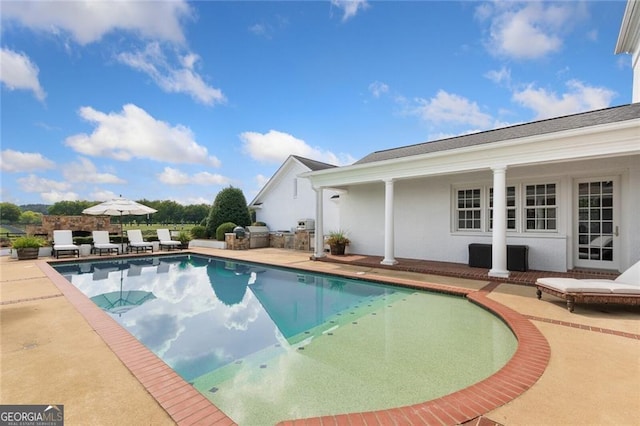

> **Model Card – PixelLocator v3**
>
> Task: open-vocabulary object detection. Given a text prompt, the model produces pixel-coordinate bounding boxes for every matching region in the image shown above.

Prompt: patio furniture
[536,260,640,312]
[156,229,181,251]
[126,230,153,254]
[53,230,80,259]
[92,231,119,256]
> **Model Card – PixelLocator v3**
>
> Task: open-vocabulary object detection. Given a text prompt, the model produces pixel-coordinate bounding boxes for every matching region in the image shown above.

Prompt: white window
[293,178,298,199]
[453,182,557,233]
[525,183,557,231]
[489,186,517,230]
[456,188,482,230]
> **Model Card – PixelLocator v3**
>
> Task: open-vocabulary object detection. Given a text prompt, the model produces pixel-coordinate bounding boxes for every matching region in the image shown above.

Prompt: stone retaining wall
[26,215,120,240]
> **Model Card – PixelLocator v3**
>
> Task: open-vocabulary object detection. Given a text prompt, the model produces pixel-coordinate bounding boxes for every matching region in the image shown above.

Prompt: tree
[0,202,22,223]
[183,204,209,224]
[48,200,96,215]
[20,204,49,214]
[206,187,251,237]
[19,211,43,224]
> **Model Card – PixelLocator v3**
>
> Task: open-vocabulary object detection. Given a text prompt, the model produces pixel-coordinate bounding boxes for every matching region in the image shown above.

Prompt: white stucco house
[302,2,640,276]
[248,155,340,234]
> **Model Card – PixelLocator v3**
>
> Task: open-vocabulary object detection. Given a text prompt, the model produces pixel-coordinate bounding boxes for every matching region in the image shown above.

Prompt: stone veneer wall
[225,230,314,251]
[26,215,120,240]
[225,233,250,250]
[270,232,295,249]
[294,231,314,251]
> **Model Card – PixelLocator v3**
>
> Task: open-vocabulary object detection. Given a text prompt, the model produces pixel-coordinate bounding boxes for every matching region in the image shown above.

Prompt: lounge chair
[53,230,80,259]
[92,231,119,256]
[126,230,153,253]
[157,229,181,251]
[536,260,640,312]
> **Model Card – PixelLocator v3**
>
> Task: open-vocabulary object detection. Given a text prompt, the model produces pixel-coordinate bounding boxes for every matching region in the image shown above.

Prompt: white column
[381,178,397,265]
[313,186,326,259]
[489,166,509,278]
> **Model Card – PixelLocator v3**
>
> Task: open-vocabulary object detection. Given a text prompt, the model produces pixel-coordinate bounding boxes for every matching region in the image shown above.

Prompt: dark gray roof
[292,155,336,171]
[355,103,640,165]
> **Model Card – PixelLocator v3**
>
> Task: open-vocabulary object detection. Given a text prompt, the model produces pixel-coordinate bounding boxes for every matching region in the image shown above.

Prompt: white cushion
[609,284,640,294]
[94,243,118,248]
[536,278,613,293]
[615,260,640,286]
[54,244,79,250]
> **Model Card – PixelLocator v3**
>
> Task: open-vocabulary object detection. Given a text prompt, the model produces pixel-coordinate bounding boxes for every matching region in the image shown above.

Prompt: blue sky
[0,0,633,206]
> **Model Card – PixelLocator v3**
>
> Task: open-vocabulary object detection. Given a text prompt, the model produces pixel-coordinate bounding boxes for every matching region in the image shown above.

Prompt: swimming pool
[54,254,517,425]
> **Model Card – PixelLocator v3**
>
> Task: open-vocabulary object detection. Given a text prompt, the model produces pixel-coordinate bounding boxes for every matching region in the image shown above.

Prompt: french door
[574,177,619,270]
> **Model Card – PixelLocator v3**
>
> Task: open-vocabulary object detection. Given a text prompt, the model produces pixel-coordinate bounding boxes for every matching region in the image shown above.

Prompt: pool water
[55,254,517,425]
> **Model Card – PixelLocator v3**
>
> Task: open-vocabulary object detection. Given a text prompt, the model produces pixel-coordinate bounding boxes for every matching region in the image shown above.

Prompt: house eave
[302,118,640,188]
[615,0,640,54]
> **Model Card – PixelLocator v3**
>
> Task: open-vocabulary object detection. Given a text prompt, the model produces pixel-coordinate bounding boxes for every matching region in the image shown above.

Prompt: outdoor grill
[247,226,270,248]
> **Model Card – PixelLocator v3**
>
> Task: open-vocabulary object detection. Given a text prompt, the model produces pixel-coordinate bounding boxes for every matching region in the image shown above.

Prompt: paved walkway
[1,248,638,425]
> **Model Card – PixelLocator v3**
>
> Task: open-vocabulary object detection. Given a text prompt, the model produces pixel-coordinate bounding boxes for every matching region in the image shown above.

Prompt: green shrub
[216,222,237,241]
[177,231,192,245]
[190,225,207,239]
[253,221,267,227]
[73,236,93,245]
[12,235,45,248]
[206,187,251,237]
[326,230,350,246]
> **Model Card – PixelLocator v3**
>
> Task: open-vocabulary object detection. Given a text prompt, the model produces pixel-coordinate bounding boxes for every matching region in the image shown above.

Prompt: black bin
[468,243,529,272]
[468,243,492,268]
[507,245,529,272]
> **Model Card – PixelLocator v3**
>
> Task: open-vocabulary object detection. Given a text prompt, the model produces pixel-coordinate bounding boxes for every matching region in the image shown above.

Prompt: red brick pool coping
[39,259,550,426]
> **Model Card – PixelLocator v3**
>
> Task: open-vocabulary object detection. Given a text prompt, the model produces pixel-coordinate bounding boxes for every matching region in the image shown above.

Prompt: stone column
[489,166,509,278]
[381,178,397,265]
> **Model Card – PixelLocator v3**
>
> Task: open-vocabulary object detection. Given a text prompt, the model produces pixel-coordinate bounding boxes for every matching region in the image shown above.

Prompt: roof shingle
[355,103,640,165]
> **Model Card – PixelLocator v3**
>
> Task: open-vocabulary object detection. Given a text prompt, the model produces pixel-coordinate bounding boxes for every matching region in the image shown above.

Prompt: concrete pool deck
[1,248,638,425]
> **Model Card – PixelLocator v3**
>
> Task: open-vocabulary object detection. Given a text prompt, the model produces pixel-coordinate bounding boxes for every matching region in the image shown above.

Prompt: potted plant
[326,230,350,255]
[177,230,192,249]
[12,235,45,260]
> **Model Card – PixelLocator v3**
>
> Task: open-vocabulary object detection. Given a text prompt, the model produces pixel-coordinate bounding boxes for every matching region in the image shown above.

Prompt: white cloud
[513,80,616,120]
[478,2,581,60]
[17,174,71,193]
[0,48,46,101]
[157,167,230,186]
[1,150,55,172]
[409,90,494,129]
[63,157,126,184]
[64,104,221,167]
[255,174,270,188]
[1,0,192,45]
[368,81,389,98]
[117,43,225,105]
[331,0,369,22]
[41,191,80,203]
[240,130,353,166]
[90,189,120,202]
[249,23,268,37]
[485,67,511,86]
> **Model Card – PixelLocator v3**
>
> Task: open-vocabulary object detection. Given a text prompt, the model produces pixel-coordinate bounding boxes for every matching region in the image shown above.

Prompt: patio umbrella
[90,286,156,316]
[90,260,156,316]
[82,196,157,253]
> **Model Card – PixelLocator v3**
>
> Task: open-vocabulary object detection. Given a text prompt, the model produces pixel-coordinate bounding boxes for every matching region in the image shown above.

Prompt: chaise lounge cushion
[126,230,153,253]
[535,278,615,293]
[535,260,640,311]
[92,231,119,255]
[156,229,180,250]
[53,230,80,258]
